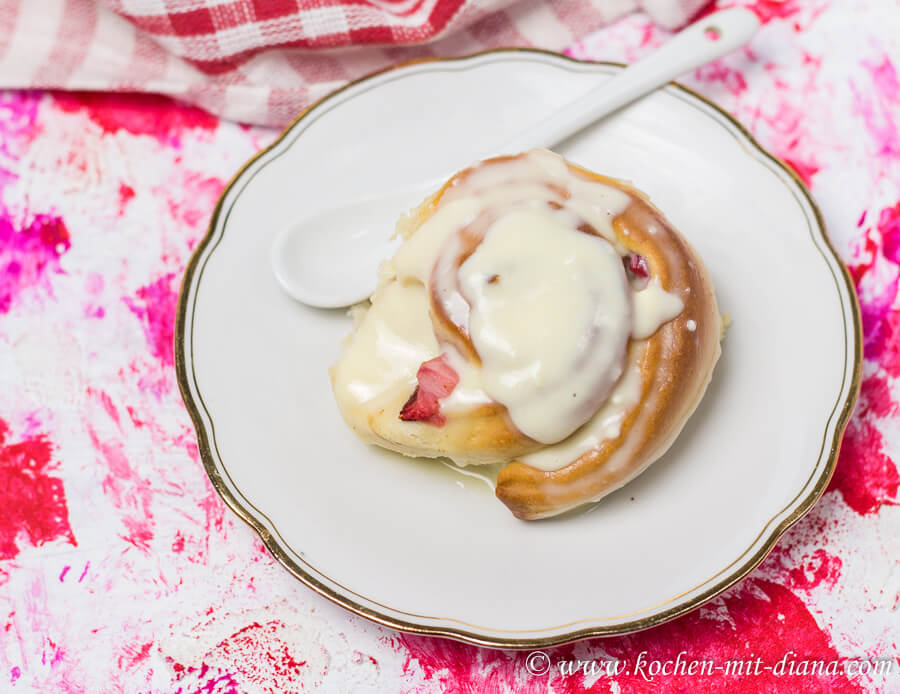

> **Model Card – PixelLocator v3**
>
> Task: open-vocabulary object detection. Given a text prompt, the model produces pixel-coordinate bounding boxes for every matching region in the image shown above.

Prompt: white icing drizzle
[632,277,685,340]
[330,282,488,412]
[393,198,480,285]
[331,281,437,408]
[520,360,644,471]
[332,149,687,469]
[394,150,631,281]
[458,207,632,444]
[440,345,493,413]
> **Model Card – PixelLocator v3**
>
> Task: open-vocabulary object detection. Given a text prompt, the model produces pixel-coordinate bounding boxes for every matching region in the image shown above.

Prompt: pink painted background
[1,0,898,691]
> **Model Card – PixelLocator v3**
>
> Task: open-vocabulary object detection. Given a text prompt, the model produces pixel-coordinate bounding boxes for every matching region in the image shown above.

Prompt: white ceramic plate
[176,50,861,647]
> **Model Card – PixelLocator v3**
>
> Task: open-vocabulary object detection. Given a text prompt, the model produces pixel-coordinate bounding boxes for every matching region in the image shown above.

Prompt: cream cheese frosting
[458,207,632,444]
[331,148,687,469]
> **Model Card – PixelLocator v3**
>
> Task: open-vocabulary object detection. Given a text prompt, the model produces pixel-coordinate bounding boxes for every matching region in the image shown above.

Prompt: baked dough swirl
[330,149,722,519]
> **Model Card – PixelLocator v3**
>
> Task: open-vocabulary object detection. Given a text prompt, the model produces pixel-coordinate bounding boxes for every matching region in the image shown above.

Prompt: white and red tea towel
[0,0,710,126]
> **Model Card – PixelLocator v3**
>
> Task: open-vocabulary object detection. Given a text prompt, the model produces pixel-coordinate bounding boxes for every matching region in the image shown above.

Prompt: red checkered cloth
[0,0,710,127]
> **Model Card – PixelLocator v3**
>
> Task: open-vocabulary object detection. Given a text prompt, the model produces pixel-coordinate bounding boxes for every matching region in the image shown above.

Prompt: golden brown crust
[495,170,721,518]
[357,397,540,464]
[332,154,721,517]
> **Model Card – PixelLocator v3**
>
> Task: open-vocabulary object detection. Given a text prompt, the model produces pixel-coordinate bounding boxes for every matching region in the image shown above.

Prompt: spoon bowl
[271,189,418,307]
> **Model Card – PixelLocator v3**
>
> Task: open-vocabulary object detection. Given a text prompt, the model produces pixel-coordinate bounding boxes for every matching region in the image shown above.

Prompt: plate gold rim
[174,48,862,649]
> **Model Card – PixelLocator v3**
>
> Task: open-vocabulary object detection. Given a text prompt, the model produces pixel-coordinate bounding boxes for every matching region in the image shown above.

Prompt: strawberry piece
[399,387,442,424]
[628,253,649,278]
[416,355,459,398]
[399,355,460,426]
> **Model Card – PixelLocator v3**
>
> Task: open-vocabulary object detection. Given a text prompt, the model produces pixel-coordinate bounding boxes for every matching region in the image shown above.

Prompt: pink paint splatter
[694,61,748,98]
[166,482,228,567]
[118,183,136,214]
[745,0,804,24]
[84,388,120,429]
[0,92,41,193]
[118,641,153,671]
[858,374,895,419]
[93,433,155,549]
[866,56,900,101]
[853,57,900,159]
[122,516,154,551]
[831,215,900,515]
[396,637,539,694]
[870,304,900,379]
[0,213,70,314]
[586,579,861,693]
[397,579,861,693]
[788,549,843,591]
[84,304,105,319]
[199,482,227,536]
[53,92,217,146]
[849,205,900,381]
[878,202,900,265]
[782,157,820,187]
[744,0,827,29]
[750,100,822,187]
[171,662,239,694]
[87,395,156,551]
[124,272,178,367]
[84,272,106,319]
[172,531,186,554]
[855,270,897,358]
[42,637,65,668]
[849,224,894,348]
[171,621,308,694]
[0,417,76,560]
[165,173,225,230]
[829,420,899,516]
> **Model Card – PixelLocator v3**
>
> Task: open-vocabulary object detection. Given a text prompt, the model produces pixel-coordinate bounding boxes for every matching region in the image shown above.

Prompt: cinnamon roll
[330,149,722,519]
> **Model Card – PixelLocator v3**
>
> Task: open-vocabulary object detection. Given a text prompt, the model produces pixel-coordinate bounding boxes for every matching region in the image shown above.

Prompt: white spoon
[272,7,760,308]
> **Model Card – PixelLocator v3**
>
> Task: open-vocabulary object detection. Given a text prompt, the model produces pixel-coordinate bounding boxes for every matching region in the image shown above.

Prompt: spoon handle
[497,7,760,154]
